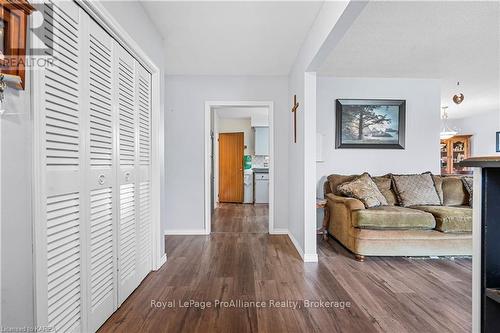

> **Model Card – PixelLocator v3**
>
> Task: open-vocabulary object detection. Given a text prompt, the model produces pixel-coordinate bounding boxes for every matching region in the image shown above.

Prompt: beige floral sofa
[324,173,472,261]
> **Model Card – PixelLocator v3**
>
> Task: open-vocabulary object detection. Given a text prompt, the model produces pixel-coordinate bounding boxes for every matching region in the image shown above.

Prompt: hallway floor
[211,203,269,233]
[98,205,471,333]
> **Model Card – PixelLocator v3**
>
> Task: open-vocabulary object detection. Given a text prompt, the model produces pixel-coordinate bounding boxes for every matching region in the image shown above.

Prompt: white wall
[315,77,441,228]
[286,0,364,261]
[448,110,500,156]
[316,77,441,190]
[164,75,289,233]
[217,118,254,154]
[1,72,34,327]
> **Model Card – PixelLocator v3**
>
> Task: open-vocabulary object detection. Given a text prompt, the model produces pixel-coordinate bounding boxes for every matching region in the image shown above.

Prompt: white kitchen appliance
[244,169,254,203]
[254,172,269,204]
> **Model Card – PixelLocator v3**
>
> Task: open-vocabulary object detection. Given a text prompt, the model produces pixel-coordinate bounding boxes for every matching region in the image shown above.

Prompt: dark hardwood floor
[211,203,269,233]
[98,205,471,333]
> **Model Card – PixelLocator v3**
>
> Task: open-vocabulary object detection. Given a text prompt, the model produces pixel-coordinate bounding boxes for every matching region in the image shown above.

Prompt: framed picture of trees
[335,99,406,149]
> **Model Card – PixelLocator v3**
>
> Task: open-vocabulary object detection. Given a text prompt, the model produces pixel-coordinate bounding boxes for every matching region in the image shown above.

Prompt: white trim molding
[164,229,208,236]
[287,231,304,260]
[270,228,288,235]
[287,231,318,263]
[156,254,167,271]
[204,101,275,235]
[303,253,319,263]
[303,72,318,262]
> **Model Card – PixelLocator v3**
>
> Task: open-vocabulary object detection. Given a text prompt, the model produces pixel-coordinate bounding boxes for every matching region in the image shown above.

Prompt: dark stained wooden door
[219,132,244,203]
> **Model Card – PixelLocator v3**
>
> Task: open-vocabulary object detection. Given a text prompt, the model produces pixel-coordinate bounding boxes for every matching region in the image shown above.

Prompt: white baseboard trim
[303,253,319,262]
[156,253,167,270]
[286,231,318,263]
[164,229,208,235]
[270,228,288,235]
[287,231,305,261]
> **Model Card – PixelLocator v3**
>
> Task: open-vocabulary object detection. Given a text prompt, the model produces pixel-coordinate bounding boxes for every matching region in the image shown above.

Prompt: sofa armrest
[325,193,364,241]
[325,193,365,211]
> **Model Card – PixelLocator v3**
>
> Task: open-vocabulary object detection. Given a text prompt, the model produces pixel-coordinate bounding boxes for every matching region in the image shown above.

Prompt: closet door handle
[124,172,131,182]
[98,174,106,185]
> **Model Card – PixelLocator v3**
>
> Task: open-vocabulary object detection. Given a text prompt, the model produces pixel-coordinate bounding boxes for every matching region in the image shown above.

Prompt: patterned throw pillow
[372,175,398,206]
[462,176,473,207]
[337,173,388,208]
[391,172,442,207]
[432,175,444,205]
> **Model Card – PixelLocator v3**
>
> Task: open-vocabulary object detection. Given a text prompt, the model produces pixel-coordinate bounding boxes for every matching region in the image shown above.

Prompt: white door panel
[116,44,140,305]
[39,1,84,332]
[83,13,117,332]
[137,64,152,281]
[36,1,154,331]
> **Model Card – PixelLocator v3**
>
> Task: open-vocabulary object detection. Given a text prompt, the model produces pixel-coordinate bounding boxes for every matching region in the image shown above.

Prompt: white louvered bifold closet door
[38,1,84,332]
[36,1,154,332]
[116,44,141,305]
[136,64,153,281]
[82,13,118,332]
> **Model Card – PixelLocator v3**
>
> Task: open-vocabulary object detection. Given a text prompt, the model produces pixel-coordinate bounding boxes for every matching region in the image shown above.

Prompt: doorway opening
[204,101,274,235]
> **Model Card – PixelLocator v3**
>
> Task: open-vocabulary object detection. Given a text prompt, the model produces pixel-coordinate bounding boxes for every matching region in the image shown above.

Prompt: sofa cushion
[432,175,444,204]
[327,174,358,196]
[412,205,472,233]
[372,175,398,206]
[462,176,473,207]
[352,206,436,230]
[337,173,388,208]
[442,176,469,206]
[391,172,441,207]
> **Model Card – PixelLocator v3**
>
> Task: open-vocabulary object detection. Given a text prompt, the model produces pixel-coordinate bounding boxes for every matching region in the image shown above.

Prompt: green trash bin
[244,155,252,170]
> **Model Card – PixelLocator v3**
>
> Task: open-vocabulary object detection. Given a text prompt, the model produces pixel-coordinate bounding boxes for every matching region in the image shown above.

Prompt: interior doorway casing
[204,101,275,235]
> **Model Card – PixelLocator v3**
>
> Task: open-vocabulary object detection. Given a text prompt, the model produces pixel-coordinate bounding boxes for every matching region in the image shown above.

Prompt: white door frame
[204,101,275,235]
[32,1,164,324]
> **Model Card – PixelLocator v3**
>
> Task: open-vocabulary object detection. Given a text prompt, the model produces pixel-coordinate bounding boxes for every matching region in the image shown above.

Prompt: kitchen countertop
[459,156,500,168]
[252,168,269,173]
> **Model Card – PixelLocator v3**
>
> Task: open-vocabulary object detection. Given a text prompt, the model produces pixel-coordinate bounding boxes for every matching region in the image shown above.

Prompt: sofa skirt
[331,227,472,257]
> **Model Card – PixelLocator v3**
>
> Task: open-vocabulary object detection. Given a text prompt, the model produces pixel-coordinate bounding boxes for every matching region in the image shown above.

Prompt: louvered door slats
[85,15,117,333]
[138,74,151,166]
[41,1,83,332]
[138,182,151,265]
[38,2,153,331]
[46,192,81,332]
[89,31,113,168]
[43,1,81,170]
[89,188,113,312]
[118,57,136,168]
[136,64,152,281]
[119,184,136,280]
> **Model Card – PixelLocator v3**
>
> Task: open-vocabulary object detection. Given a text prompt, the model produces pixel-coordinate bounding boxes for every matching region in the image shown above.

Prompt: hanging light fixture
[440,106,457,139]
[453,81,464,105]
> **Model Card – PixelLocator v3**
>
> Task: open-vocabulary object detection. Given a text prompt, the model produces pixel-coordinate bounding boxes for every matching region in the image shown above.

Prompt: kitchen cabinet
[440,135,472,175]
[254,172,269,204]
[254,127,269,155]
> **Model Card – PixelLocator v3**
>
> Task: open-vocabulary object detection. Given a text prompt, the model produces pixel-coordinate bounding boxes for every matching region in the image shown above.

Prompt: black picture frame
[335,99,406,149]
[496,131,500,152]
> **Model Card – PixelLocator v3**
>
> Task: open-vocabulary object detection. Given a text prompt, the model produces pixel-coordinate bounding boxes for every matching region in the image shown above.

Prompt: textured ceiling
[319,1,500,118]
[142,1,324,75]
